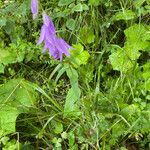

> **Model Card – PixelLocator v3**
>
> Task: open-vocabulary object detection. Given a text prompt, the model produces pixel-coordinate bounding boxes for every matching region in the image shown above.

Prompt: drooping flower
[43,13,56,34]
[37,13,56,45]
[31,0,38,20]
[37,13,72,60]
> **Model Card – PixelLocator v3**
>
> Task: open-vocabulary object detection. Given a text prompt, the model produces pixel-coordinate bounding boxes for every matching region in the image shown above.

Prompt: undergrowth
[0,0,150,150]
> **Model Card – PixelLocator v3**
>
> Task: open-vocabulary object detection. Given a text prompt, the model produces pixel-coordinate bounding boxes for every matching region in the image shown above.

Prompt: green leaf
[70,43,90,68]
[55,67,66,83]
[64,87,81,117]
[82,4,89,11]
[66,18,76,30]
[68,132,75,147]
[54,122,63,134]
[73,3,83,12]
[124,44,141,60]
[0,49,16,65]
[64,67,81,118]
[109,47,135,72]
[109,24,150,72]
[0,107,19,134]
[58,0,74,6]
[113,10,136,21]
[0,79,37,134]
[124,24,150,51]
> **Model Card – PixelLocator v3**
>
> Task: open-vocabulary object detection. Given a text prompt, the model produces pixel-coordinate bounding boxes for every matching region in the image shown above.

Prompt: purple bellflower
[31,0,38,20]
[37,13,72,60]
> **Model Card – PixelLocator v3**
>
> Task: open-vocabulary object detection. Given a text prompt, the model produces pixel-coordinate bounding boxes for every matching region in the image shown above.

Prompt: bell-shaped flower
[31,0,38,20]
[43,13,56,35]
[37,13,72,60]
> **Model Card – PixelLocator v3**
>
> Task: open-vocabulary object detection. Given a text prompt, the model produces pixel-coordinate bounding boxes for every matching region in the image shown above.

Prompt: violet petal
[37,25,46,45]
[43,13,56,34]
[31,0,38,19]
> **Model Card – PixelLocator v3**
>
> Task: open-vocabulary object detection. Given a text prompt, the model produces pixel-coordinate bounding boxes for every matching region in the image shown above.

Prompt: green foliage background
[0,0,150,149]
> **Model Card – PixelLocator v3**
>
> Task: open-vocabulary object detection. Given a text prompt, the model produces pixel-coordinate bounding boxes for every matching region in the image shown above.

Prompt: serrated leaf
[109,47,134,72]
[113,10,136,21]
[124,24,150,51]
[110,24,150,72]
[124,44,141,60]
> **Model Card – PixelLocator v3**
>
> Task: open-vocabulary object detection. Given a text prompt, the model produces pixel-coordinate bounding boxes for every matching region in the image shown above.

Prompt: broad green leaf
[66,18,76,30]
[73,3,83,12]
[65,66,78,87]
[82,4,89,11]
[58,0,74,6]
[0,79,37,134]
[0,49,16,65]
[109,47,135,72]
[113,10,136,21]
[64,87,81,117]
[70,44,90,68]
[124,44,141,60]
[64,67,81,118]
[110,24,150,72]
[0,107,19,134]
[124,24,150,51]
